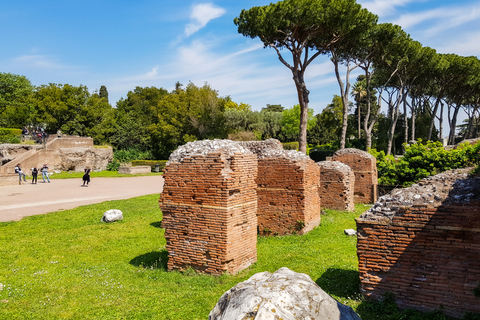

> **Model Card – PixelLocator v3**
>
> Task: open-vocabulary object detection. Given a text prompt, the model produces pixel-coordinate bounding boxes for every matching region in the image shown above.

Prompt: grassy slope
[0,196,461,320]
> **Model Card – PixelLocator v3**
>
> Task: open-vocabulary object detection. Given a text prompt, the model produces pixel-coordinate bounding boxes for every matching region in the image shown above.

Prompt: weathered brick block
[333,148,378,204]
[160,141,257,275]
[254,149,321,236]
[356,169,480,318]
[317,160,355,211]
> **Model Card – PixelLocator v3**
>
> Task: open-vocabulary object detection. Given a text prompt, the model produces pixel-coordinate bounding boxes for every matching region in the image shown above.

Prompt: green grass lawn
[0,196,462,320]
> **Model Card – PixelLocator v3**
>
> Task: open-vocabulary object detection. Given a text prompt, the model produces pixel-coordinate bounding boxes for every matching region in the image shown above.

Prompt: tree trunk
[332,58,353,150]
[292,71,309,154]
[428,97,441,141]
[439,102,444,141]
[357,101,361,139]
[386,88,404,156]
[448,104,460,145]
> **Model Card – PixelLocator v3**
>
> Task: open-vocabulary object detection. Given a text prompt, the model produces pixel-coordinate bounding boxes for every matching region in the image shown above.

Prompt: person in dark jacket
[82,167,91,187]
[31,166,38,184]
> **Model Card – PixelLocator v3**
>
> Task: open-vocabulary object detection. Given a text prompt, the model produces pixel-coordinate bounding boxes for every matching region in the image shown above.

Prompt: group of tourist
[15,163,50,184]
[14,163,91,186]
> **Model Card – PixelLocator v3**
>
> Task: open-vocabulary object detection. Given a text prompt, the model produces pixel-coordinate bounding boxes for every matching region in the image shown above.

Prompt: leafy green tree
[262,104,284,113]
[0,73,34,128]
[280,104,315,142]
[33,83,90,133]
[235,0,372,153]
[99,85,109,102]
[308,95,353,146]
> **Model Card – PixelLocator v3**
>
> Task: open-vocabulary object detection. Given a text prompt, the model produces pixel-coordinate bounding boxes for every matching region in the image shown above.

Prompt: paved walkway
[0,175,164,222]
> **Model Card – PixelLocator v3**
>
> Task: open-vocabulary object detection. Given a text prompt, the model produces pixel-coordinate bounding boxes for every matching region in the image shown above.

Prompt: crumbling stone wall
[160,140,257,275]
[253,149,321,236]
[317,161,355,211]
[356,169,480,318]
[333,148,377,204]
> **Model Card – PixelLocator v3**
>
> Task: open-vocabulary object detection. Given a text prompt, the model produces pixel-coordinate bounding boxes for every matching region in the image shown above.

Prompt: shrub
[370,140,480,187]
[0,128,22,143]
[106,160,121,171]
[283,141,299,150]
[113,148,153,163]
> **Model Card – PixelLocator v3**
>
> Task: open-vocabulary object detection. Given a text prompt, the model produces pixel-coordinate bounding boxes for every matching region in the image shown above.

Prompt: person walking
[31,166,38,184]
[82,167,91,187]
[14,164,26,183]
[41,164,50,183]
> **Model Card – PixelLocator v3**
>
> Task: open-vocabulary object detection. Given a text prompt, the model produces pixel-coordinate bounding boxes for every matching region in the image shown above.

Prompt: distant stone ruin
[160,140,258,275]
[333,148,378,204]
[356,168,480,318]
[318,161,355,211]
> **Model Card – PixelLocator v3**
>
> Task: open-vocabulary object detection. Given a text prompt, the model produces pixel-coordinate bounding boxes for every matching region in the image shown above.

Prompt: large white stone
[101,209,123,223]
[209,267,361,320]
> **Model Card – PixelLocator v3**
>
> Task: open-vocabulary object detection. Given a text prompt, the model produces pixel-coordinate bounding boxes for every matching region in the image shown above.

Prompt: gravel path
[0,175,164,222]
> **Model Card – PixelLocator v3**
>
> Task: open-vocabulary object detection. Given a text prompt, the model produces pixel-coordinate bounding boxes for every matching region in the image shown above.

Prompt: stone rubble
[167,139,252,164]
[209,267,361,320]
[360,168,479,221]
[101,209,123,223]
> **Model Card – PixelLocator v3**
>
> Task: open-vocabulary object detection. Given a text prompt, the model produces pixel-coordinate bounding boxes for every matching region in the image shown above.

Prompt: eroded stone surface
[238,138,284,157]
[209,267,361,320]
[360,168,479,222]
[168,139,253,164]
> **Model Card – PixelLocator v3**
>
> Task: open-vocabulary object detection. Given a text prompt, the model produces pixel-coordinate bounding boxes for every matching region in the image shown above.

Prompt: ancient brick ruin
[317,161,355,212]
[254,149,321,236]
[238,140,321,236]
[160,140,258,275]
[332,148,377,204]
[356,169,480,318]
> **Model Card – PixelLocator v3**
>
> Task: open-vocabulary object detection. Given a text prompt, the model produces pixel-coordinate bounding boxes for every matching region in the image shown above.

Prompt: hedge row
[131,160,168,172]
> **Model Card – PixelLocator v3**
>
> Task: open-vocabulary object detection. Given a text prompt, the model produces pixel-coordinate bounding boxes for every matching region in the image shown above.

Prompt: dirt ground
[0,175,164,222]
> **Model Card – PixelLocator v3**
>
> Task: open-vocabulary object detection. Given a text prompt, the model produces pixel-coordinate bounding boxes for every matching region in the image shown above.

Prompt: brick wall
[333,148,377,204]
[255,150,321,236]
[318,161,355,212]
[356,170,480,318]
[160,141,257,275]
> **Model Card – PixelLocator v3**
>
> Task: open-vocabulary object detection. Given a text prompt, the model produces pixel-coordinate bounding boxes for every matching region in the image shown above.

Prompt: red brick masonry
[160,142,257,275]
[256,150,321,235]
[317,160,355,212]
[333,148,377,204]
[356,169,480,318]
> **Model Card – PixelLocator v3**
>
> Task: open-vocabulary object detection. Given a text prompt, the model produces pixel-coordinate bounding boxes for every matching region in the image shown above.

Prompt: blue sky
[1,0,479,117]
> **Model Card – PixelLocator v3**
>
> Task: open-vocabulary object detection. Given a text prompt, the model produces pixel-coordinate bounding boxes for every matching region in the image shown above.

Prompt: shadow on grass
[315,268,361,299]
[150,221,163,229]
[130,249,169,270]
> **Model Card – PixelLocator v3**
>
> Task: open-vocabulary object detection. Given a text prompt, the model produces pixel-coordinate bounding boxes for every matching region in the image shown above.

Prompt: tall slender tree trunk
[292,71,309,154]
[357,101,361,139]
[428,97,442,141]
[332,58,353,150]
[439,102,444,141]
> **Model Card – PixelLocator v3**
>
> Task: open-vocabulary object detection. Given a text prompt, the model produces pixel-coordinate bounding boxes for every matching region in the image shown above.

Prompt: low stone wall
[356,169,480,318]
[318,161,355,211]
[118,166,151,174]
[160,140,258,275]
[333,148,378,204]
[255,149,321,236]
[0,174,22,186]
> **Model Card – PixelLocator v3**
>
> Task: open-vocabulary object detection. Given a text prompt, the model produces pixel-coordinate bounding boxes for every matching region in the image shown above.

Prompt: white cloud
[185,3,226,37]
[11,54,65,69]
[358,0,418,17]
[393,4,480,31]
